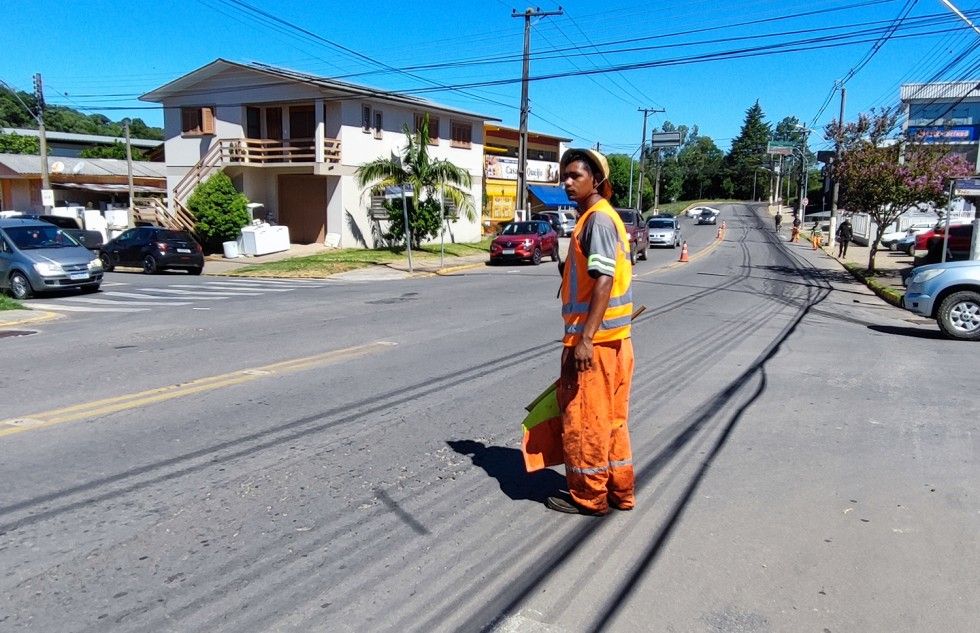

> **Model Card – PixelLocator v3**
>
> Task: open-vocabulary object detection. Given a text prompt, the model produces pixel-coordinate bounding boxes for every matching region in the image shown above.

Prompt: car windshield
[501,222,536,235]
[617,210,636,224]
[4,225,81,250]
[699,211,713,216]
[159,230,195,241]
[648,219,674,228]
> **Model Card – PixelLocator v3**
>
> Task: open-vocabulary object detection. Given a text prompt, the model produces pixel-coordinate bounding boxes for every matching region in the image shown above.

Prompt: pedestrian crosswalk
[21,278,328,313]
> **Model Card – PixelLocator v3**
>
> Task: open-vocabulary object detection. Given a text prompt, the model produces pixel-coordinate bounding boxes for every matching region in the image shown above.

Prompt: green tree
[356,114,475,249]
[725,101,771,200]
[827,108,972,272]
[0,131,41,154]
[187,171,250,251]
[677,135,724,199]
[80,142,146,160]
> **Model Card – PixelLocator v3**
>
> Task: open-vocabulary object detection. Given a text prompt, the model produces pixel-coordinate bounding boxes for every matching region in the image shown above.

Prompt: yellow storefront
[485,178,517,226]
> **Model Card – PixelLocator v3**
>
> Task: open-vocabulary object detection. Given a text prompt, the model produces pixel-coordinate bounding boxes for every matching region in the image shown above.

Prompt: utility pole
[124,121,135,228]
[512,6,563,219]
[34,73,52,212]
[829,83,846,248]
[635,107,665,212]
[652,148,663,212]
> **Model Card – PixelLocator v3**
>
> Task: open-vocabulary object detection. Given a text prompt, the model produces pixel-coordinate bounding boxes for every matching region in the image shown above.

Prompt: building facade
[483,124,571,229]
[902,82,980,173]
[141,59,496,247]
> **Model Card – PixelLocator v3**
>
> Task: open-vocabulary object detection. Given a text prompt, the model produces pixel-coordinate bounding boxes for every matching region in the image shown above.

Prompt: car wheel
[8,271,33,300]
[531,247,542,266]
[551,245,559,262]
[936,290,980,341]
[639,245,648,261]
[189,266,204,276]
[629,244,636,265]
[99,252,114,272]
[142,255,158,274]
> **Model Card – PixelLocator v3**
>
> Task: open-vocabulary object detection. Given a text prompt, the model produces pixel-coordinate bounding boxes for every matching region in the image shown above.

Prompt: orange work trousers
[557,339,635,513]
[790,227,800,242]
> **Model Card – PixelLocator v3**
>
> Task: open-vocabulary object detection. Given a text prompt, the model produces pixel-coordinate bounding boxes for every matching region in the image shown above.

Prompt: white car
[686,206,719,219]
[882,222,935,249]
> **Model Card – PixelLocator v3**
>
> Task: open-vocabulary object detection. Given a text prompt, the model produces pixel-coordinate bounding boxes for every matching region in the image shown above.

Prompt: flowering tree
[826,109,972,272]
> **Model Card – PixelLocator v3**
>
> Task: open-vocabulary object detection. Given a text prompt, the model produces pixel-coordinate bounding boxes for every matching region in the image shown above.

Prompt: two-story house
[141,59,497,246]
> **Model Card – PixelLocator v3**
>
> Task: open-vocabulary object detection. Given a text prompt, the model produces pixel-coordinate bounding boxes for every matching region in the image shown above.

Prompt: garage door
[278,175,327,243]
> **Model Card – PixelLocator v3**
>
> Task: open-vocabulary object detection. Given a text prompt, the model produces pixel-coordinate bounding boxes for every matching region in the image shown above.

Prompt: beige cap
[560,148,613,200]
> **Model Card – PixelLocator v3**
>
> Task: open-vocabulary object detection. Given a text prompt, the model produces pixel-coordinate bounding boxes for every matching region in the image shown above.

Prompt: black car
[100,226,204,274]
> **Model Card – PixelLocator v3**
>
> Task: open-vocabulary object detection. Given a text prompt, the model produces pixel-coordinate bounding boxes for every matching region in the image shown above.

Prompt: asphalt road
[1,203,976,632]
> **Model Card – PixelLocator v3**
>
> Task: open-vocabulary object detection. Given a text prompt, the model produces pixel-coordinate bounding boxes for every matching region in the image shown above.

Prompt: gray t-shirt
[578,211,620,278]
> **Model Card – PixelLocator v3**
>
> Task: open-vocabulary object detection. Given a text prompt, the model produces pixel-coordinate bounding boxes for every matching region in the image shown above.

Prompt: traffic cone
[678,241,689,262]
[716,225,723,239]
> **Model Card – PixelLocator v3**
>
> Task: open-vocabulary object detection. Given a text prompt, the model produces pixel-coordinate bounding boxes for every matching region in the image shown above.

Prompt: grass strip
[228,239,491,278]
[0,295,25,311]
[842,262,905,307]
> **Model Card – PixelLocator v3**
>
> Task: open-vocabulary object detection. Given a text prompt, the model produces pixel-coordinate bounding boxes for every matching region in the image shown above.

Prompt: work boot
[608,496,634,511]
[545,495,607,516]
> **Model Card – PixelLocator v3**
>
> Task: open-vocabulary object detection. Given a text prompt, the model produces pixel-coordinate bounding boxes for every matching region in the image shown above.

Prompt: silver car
[647,216,682,248]
[0,218,103,300]
[904,259,980,340]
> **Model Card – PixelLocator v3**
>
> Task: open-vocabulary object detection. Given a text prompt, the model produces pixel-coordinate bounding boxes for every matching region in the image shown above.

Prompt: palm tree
[356,114,475,249]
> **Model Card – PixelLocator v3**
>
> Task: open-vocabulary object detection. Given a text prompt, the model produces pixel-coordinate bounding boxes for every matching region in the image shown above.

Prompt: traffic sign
[651,132,682,148]
[953,178,980,197]
[802,197,809,206]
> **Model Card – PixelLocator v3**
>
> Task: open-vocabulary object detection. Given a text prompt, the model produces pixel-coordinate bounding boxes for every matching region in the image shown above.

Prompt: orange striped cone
[678,241,689,262]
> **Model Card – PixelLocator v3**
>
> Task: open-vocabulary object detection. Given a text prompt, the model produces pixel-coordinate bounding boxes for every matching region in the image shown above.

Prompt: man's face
[562,160,595,202]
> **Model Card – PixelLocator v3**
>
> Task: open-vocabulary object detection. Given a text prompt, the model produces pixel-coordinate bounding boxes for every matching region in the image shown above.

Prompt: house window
[373,110,383,139]
[451,120,472,148]
[414,113,439,144]
[181,107,215,136]
[245,107,261,138]
[289,105,315,139]
[362,105,372,133]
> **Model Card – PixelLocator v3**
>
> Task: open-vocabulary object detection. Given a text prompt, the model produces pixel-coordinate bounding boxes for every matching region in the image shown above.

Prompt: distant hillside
[0,87,163,141]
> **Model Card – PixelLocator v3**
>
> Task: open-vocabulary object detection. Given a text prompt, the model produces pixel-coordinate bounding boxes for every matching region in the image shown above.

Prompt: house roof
[140,59,501,122]
[0,153,166,179]
[901,81,980,102]
[1,127,162,149]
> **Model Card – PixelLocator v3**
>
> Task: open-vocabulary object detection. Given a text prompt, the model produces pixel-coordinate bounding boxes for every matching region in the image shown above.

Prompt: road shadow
[868,324,944,340]
[446,440,564,503]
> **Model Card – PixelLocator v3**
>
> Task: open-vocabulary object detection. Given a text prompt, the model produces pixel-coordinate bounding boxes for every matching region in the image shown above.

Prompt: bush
[187,172,250,251]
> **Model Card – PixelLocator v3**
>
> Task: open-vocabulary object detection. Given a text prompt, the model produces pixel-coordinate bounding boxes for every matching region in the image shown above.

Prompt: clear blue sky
[5,0,979,154]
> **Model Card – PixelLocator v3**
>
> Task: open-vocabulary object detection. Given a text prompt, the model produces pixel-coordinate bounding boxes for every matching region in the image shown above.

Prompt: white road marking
[202,283,293,292]
[164,285,262,295]
[21,302,148,313]
[57,297,192,306]
[137,288,245,298]
[103,291,189,300]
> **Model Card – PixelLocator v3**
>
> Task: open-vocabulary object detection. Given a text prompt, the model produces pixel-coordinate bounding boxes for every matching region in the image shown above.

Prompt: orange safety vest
[561,199,633,346]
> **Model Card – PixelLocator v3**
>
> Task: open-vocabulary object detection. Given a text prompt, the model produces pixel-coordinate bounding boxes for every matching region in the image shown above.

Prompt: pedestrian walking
[790,214,801,242]
[546,148,635,516]
[811,221,823,250]
[836,218,853,258]
[774,211,783,232]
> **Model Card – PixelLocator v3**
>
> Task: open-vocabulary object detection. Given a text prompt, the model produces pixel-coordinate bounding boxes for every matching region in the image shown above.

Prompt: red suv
[615,208,649,263]
[914,223,974,265]
[489,220,559,265]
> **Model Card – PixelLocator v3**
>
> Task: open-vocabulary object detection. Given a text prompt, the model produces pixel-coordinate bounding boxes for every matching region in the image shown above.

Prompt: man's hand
[573,337,594,372]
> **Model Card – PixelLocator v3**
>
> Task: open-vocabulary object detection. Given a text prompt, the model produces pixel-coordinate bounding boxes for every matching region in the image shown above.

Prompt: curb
[0,310,62,329]
[435,262,486,275]
[840,262,905,308]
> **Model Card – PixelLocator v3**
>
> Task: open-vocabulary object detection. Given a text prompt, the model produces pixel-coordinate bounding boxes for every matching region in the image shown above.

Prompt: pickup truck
[904,259,980,340]
[614,208,649,264]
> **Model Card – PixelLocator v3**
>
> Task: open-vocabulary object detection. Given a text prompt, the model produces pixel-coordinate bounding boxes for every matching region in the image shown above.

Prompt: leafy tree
[725,101,771,199]
[187,171,250,251]
[80,142,146,160]
[677,136,724,199]
[606,153,650,208]
[826,108,972,272]
[0,131,41,154]
[0,88,163,139]
[356,114,475,249]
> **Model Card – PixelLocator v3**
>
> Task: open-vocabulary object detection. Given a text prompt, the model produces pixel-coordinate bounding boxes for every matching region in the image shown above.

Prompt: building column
[315,98,325,164]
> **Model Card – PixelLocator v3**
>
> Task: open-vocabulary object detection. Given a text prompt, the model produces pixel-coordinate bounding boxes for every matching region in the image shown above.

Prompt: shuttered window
[181,107,215,136]
[450,120,472,148]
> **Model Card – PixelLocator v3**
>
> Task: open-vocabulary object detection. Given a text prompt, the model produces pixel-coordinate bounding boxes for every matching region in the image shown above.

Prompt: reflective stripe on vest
[560,199,633,345]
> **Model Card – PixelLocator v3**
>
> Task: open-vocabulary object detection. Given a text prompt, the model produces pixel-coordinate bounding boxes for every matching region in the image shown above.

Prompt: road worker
[545,148,636,516]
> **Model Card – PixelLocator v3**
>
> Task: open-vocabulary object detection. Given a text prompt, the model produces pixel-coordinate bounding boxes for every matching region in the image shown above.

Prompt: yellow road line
[0,310,62,329]
[637,229,726,277]
[0,341,397,438]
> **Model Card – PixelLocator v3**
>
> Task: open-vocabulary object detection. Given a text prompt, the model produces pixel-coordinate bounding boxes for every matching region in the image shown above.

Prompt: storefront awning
[528,185,577,209]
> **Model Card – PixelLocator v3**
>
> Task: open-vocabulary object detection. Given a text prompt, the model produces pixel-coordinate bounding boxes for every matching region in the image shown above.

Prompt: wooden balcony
[225,137,341,165]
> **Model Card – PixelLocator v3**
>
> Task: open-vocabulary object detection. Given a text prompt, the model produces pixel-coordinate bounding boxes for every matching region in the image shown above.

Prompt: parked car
[904,259,980,340]
[615,208,649,263]
[0,217,103,299]
[881,221,935,249]
[100,226,205,274]
[532,210,575,236]
[489,220,558,265]
[892,225,936,254]
[647,216,682,248]
[913,223,974,266]
[696,208,718,225]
